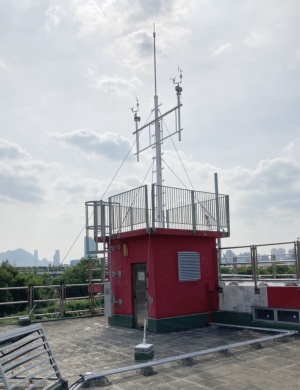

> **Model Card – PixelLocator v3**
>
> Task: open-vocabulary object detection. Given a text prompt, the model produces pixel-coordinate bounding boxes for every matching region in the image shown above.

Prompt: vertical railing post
[60,285,65,319]
[214,173,220,232]
[233,256,237,274]
[217,247,222,283]
[296,240,300,280]
[28,285,34,312]
[145,185,149,231]
[271,254,277,279]
[251,245,259,293]
[85,202,89,255]
[129,207,133,231]
[93,201,98,243]
[151,184,156,230]
[89,282,94,315]
[191,190,196,233]
[100,201,106,243]
[225,195,230,236]
[166,210,170,228]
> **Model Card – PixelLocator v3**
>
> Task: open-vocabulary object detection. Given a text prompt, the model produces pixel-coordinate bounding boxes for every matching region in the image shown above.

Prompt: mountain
[0,249,50,267]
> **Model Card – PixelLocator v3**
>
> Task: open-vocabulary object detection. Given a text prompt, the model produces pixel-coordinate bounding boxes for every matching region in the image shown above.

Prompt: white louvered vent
[178,252,201,281]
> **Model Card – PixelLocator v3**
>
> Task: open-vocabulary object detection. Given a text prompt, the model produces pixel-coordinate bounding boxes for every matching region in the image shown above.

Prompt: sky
[0,0,300,263]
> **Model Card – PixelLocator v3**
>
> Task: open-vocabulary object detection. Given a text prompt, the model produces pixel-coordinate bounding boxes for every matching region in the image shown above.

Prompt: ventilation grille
[178,252,201,281]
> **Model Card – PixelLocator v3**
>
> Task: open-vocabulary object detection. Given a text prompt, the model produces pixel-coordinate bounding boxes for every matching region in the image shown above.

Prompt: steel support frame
[69,324,296,390]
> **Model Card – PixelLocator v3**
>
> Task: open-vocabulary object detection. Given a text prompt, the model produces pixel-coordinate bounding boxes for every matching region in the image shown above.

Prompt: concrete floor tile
[1,317,300,389]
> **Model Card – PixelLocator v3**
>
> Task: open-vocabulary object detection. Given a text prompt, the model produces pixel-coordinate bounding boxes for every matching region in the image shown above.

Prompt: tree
[53,258,101,297]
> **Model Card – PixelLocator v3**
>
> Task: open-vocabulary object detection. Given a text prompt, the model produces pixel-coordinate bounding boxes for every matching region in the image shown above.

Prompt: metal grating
[0,323,63,390]
[178,252,200,281]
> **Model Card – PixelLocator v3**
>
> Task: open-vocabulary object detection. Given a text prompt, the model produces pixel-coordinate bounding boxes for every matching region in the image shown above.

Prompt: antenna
[153,24,157,96]
[152,26,163,224]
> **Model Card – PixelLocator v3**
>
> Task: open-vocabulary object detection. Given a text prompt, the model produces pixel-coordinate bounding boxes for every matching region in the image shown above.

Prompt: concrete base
[140,366,156,376]
[18,316,31,326]
[83,376,111,387]
[134,342,154,361]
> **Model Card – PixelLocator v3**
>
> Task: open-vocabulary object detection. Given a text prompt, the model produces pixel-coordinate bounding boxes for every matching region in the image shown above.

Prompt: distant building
[288,248,295,260]
[84,236,97,257]
[70,259,80,266]
[34,249,38,265]
[238,252,251,263]
[271,247,286,260]
[53,250,60,266]
[222,249,236,264]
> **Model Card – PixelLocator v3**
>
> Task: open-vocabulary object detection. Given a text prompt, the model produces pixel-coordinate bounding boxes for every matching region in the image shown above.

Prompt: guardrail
[218,240,300,288]
[107,184,230,235]
[0,283,104,323]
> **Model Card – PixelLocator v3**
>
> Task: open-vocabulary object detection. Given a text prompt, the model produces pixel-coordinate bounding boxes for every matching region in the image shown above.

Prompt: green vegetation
[0,259,104,321]
[221,264,296,277]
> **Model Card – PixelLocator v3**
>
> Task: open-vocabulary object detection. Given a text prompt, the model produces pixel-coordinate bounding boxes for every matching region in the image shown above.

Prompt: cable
[161,158,189,189]
[120,160,154,229]
[161,116,195,190]
[161,117,220,229]
[60,137,137,266]
[60,109,156,266]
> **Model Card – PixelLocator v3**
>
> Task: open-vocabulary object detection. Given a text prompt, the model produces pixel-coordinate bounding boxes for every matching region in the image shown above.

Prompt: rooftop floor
[1,316,300,389]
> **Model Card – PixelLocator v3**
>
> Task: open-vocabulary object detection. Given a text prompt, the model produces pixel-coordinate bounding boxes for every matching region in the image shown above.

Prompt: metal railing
[109,185,149,235]
[85,200,110,254]
[15,266,66,275]
[100,184,230,236]
[0,283,104,323]
[218,240,300,288]
[153,185,229,234]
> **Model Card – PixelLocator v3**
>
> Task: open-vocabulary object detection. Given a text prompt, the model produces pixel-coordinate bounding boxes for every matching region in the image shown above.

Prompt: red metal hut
[85,32,230,332]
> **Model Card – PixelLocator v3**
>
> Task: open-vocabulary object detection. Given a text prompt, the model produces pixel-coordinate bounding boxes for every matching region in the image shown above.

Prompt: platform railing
[109,185,149,235]
[152,185,230,235]
[105,184,230,236]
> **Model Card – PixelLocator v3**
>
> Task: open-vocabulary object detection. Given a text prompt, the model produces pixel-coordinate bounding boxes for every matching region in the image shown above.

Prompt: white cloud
[71,0,188,39]
[0,59,9,70]
[44,5,63,32]
[0,140,60,204]
[114,25,190,70]
[283,137,300,162]
[49,129,133,160]
[88,71,142,97]
[0,139,29,160]
[0,168,46,203]
[161,143,300,235]
[287,48,300,70]
[212,42,233,56]
[244,28,273,48]
[71,0,127,37]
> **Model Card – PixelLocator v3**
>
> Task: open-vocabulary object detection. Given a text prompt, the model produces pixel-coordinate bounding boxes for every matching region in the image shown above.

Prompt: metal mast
[153,28,163,225]
[132,28,183,227]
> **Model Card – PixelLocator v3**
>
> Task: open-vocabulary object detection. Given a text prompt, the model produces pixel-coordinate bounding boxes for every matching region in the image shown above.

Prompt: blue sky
[0,0,299,262]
